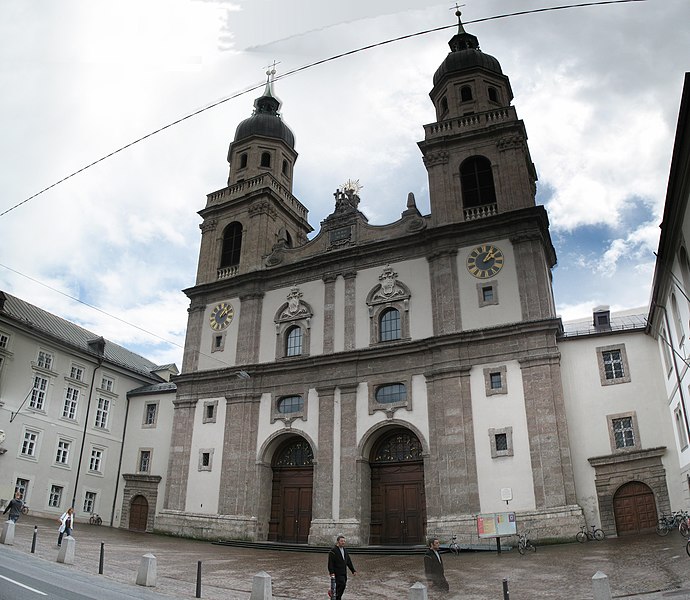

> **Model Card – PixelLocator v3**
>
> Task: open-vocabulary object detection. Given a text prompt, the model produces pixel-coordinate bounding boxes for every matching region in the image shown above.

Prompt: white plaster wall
[259,281,325,363]
[471,361,536,512]
[197,297,241,371]
[354,258,434,349]
[457,239,522,330]
[116,390,175,526]
[184,395,227,514]
[560,330,683,525]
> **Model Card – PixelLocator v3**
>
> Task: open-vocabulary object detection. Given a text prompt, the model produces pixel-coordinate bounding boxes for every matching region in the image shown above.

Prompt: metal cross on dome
[263,60,281,81]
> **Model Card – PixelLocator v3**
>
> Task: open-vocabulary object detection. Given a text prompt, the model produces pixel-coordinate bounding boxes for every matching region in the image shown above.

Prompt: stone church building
[150,16,682,544]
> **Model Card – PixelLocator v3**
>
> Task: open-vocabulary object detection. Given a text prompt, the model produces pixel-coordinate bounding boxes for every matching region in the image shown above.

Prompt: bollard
[409,581,428,600]
[136,553,157,587]
[31,525,37,553]
[99,542,104,574]
[250,571,272,600]
[592,571,612,600]
[196,560,202,598]
[1,521,15,545]
[57,535,76,565]
[502,578,510,600]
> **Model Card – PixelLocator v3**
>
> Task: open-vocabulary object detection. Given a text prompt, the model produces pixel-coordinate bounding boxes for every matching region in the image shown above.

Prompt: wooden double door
[613,481,658,535]
[129,495,149,532]
[270,467,313,543]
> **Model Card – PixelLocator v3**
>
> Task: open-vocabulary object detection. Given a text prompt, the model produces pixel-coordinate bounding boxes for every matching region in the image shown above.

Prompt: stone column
[520,354,576,508]
[511,232,556,322]
[218,391,262,518]
[338,384,360,523]
[312,386,335,521]
[236,292,264,364]
[163,396,197,510]
[427,249,462,335]
[322,275,337,354]
[181,301,205,373]
[424,366,479,518]
[343,272,357,350]
[195,218,218,285]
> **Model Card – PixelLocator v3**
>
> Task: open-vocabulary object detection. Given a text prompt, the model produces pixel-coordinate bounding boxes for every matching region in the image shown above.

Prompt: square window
[495,433,508,451]
[144,403,157,426]
[83,491,97,514]
[489,427,513,458]
[100,376,114,392]
[676,405,689,450]
[490,372,502,390]
[21,429,39,457]
[484,366,507,396]
[477,281,499,307]
[15,478,29,499]
[55,439,71,465]
[606,412,641,452]
[89,448,103,472]
[95,397,110,429]
[0,332,9,349]
[203,400,218,424]
[596,344,631,386]
[138,449,151,473]
[30,375,49,410]
[198,448,214,471]
[70,365,84,381]
[63,386,79,420]
[37,350,53,370]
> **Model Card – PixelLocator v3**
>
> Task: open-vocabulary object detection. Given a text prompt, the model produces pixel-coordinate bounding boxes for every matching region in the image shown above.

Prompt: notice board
[476,512,517,538]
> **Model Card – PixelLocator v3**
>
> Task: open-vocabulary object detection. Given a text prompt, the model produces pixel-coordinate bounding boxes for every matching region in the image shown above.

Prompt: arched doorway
[129,495,149,532]
[370,428,426,545]
[268,437,314,543]
[613,481,658,535]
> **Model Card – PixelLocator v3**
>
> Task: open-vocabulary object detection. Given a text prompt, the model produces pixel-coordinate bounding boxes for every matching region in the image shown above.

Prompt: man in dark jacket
[424,537,449,593]
[3,491,24,523]
[327,535,356,599]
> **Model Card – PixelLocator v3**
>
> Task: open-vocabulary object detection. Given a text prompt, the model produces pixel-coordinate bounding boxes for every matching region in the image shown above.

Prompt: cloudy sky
[1,0,688,368]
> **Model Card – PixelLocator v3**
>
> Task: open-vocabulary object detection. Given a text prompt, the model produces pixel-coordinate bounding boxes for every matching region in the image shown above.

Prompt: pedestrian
[3,491,24,523]
[327,534,356,599]
[424,537,449,594]
[57,507,75,547]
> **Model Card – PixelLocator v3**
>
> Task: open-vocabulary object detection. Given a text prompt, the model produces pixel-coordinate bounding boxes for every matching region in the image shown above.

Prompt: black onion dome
[233,77,295,148]
[432,11,503,86]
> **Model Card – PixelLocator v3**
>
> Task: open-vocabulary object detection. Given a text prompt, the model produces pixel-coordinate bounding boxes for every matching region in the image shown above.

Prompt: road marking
[0,574,48,595]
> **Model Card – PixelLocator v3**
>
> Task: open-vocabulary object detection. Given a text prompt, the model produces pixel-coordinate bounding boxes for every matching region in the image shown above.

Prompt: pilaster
[511,233,556,321]
[236,292,264,364]
[182,301,205,373]
[163,397,198,510]
[343,272,357,350]
[322,275,337,354]
[427,249,462,335]
[338,383,359,520]
[312,386,335,521]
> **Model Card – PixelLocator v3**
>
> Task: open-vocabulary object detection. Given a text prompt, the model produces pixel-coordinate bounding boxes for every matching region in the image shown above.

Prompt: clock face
[209,302,234,331]
[466,244,504,279]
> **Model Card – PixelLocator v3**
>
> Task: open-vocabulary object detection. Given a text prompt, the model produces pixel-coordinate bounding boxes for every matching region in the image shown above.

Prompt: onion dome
[433,10,503,86]
[233,69,295,148]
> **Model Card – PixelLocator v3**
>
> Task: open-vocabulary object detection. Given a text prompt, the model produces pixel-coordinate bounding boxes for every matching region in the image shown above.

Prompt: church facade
[152,18,683,545]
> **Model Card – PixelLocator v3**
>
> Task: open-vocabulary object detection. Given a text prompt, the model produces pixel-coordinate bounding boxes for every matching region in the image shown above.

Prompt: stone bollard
[1,521,15,545]
[592,571,612,600]
[136,553,157,587]
[250,571,273,600]
[57,535,76,565]
[409,581,428,600]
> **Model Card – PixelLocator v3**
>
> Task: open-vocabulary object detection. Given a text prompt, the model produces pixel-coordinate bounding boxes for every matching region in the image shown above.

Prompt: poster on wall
[476,512,516,538]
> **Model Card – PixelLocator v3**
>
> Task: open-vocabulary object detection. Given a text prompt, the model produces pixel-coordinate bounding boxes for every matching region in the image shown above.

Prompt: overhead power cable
[0,0,646,218]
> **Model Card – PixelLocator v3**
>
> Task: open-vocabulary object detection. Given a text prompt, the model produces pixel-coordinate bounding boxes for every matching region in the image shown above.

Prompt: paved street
[4,516,690,599]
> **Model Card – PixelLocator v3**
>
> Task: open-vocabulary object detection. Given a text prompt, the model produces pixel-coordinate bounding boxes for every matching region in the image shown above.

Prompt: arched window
[488,87,499,103]
[285,326,303,356]
[239,153,248,169]
[371,429,423,463]
[277,395,304,414]
[375,383,407,404]
[220,222,242,268]
[440,96,448,115]
[261,152,271,167]
[282,159,289,175]
[379,308,401,342]
[460,85,473,102]
[460,156,497,208]
[273,437,312,465]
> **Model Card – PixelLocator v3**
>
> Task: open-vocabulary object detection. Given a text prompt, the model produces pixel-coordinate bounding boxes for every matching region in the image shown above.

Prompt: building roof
[560,309,648,338]
[128,381,177,397]
[0,290,164,381]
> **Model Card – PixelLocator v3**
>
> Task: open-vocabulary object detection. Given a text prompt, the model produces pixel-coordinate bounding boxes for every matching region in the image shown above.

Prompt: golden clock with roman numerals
[209,302,234,331]
[466,244,504,279]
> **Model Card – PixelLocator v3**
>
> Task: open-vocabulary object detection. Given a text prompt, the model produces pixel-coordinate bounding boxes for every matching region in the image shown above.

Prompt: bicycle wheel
[528,542,536,552]
[576,531,587,543]
[96,516,102,526]
[518,541,526,555]
[679,521,689,537]
[593,529,605,541]
[686,539,690,558]
[656,522,670,536]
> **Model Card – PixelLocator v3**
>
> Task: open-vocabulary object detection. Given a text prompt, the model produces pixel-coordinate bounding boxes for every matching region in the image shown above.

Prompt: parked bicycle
[446,534,461,555]
[21,505,29,515]
[517,529,536,555]
[89,512,102,526]
[576,524,605,542]
[656,511,689,536]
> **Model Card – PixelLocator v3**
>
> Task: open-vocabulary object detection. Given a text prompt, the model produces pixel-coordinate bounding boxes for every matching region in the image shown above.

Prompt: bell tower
[193,68,312,284]
[419,11,538,227]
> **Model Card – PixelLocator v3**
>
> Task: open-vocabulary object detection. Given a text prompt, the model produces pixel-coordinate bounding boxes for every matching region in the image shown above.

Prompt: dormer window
[440,96,448,116]
[239,153,248,169]
[488,86,499,103]
[593,306,611,329]
[282,159,289,175]
[460,85,473,102]
[260,152,271,168]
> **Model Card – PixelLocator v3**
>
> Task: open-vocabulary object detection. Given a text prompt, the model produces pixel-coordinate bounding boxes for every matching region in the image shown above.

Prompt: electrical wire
[0,0,647,218]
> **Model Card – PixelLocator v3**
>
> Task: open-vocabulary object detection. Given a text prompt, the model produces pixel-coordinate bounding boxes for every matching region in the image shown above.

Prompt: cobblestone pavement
[5,516,690,599]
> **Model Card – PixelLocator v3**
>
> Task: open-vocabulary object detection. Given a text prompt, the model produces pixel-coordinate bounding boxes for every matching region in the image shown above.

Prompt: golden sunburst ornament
[341,179,363,195]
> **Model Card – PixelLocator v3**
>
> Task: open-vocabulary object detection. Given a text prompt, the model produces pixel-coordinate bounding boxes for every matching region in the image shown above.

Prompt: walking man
[3,491,24,523]
[328,534,356,599]
[424,537,449,593]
